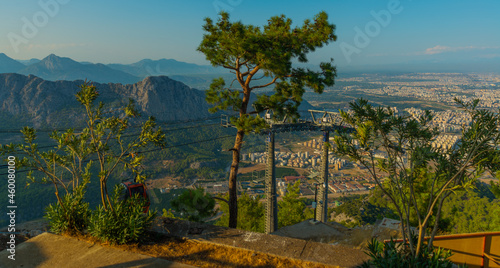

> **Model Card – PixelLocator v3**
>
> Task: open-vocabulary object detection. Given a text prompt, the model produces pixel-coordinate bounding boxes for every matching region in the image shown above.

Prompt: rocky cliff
[0,73,213,127]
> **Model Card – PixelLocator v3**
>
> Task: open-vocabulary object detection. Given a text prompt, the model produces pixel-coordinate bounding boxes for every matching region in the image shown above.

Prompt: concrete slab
[271,219,346,243]
[0,232,194,268]
[151,218,370,267]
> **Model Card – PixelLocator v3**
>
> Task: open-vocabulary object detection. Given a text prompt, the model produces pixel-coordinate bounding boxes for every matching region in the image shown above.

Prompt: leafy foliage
[491,172,500,199]
[360,238,455,268]
[368,182,500,234]
[332,194,390,227]
[170,188,216,222]
[199,11,337,129]
[88,185,156,245]
[216,192,265,233]
[278,180,309,228]
[44,178,90,234]
[440,188,500,234]
[333,98,500,257]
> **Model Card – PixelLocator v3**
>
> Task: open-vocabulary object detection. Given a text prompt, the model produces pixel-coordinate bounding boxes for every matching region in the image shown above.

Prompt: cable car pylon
[221,109,354,233]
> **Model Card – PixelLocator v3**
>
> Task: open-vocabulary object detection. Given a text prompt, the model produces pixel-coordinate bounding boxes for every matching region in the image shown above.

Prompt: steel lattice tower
[220,110,353,231]
[265,132,278,234]
[315,131,329,222]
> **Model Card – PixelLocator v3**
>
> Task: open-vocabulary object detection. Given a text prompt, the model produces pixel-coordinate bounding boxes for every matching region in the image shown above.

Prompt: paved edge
[0,232,195,268]
[152,218,370,268]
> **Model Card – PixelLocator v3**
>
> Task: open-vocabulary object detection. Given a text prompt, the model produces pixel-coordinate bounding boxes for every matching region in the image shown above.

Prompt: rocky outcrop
[112,76,212,121]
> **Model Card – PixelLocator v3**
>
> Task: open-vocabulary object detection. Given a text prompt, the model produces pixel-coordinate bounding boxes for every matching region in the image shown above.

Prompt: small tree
[333,98,500,258]
[73,82,166,211]
[1,82,166,213]
[278,180,307,228]
[216,192,265,233]
[198,11,337,228]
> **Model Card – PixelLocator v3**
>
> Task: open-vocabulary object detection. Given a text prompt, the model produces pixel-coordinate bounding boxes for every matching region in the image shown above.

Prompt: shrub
[88,185,156,244]
[171,188,216,222]
[44,181,90,234]
[360,238,455,268]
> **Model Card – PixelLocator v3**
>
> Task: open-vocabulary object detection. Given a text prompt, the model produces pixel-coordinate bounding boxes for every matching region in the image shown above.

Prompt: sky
[1,0,499,72]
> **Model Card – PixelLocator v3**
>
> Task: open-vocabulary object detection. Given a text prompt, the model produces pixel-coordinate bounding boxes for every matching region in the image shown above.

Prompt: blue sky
[1,0,499,71]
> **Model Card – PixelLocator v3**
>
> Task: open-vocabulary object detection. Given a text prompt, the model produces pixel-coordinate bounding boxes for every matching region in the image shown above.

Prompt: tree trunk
[427,193,450,251]
[100,179,108,210]
[54,184,66,212]
[104,181,114,212]
[228,130,244,228]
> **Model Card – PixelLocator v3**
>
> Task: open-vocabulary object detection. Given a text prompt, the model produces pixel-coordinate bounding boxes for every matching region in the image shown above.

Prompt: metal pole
[265,131,277,234]
[316,131,329,222]
[313,183,318,221]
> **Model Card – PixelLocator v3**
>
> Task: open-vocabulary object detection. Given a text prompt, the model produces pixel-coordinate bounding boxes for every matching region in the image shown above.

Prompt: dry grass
[68,231,337,268]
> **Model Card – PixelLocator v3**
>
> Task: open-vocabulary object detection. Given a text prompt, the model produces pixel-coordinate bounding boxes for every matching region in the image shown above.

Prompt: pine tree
[198,11,337,228]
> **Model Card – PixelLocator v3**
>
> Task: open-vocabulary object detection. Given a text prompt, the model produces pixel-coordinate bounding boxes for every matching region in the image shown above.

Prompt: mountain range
[0,73,214,128]
[0,73,315,129]
[0,53,315,129]
[0,53,224,86]
[17,54,142,84]
[107,58,222,77]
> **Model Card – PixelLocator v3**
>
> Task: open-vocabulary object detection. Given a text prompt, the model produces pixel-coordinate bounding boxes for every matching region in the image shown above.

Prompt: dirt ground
[145,176,184,189]
[238,163,267,174]
[238,163,311,177]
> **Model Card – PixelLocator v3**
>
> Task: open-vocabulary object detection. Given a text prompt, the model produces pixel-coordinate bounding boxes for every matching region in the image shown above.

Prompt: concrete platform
[152,218,369,267]
[0,232,194,268]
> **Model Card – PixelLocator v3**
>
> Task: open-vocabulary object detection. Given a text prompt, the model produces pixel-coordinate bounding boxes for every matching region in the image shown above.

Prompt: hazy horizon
[1,0,499,73]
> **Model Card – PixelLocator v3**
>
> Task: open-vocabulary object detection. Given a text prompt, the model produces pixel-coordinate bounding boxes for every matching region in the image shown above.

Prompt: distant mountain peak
[42,54,75,62]
[37,54,80,71]
[18,54,141,84]
[0,53,26,73]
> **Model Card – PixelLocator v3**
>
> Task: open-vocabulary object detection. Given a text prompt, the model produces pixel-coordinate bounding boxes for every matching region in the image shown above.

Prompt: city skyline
[1,0,499,73]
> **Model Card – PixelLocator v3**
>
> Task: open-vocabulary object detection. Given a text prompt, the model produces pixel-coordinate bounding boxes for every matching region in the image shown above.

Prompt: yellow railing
[387,232,500,268]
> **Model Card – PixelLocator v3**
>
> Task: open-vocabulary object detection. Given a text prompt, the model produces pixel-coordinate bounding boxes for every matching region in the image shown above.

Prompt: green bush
[88,185,156,245]
[44,181,90,234]
[171,188,216,222]
[360,238,456,268]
